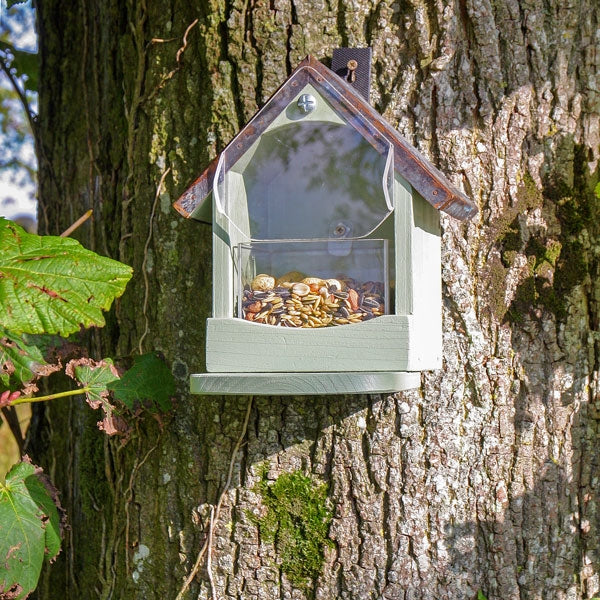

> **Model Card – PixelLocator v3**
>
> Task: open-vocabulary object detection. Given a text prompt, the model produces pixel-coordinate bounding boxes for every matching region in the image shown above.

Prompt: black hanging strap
[331,47,372,103]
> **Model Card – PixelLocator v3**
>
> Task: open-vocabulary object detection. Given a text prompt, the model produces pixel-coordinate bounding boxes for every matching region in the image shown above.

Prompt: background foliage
[0,0,36,222]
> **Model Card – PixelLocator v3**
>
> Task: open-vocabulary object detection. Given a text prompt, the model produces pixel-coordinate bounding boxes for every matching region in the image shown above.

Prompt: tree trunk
[30,0,600,598]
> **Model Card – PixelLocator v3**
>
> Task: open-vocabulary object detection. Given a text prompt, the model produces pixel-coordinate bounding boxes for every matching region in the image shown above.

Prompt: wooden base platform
[190,371,421,395]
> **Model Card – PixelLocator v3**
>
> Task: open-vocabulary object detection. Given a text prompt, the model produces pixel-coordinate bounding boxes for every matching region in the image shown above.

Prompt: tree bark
[30,0,600,599]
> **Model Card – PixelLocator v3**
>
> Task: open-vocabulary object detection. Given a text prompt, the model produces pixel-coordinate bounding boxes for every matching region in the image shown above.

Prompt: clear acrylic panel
[240,122,393,240]
[214,118,394,241]
[235,239,389,327]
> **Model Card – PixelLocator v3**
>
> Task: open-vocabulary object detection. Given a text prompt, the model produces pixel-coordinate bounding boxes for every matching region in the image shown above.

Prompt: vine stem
[138,166,170,355]
[9,387,90,406]
[207,506,217,600]
[175,397,253,600]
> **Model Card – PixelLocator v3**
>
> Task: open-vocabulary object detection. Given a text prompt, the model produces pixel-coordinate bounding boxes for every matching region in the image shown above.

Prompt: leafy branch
[0,217,176,598]
[0,46,36,133]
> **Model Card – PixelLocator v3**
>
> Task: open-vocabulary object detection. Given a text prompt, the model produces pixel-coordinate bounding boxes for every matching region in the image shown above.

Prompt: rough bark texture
[30,0,599,599]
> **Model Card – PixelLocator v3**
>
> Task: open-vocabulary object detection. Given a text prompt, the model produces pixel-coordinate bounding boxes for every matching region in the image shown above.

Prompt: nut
[325,278,343,291]
[302,276,325,285]
[291,282,310,297]
[276,271,306,286]
[251,274,275,291]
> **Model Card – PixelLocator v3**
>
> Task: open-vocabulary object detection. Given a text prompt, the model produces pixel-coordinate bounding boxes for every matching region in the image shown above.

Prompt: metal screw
[333,222,350,237]
[297,94,316,114]
[346,59,358,83]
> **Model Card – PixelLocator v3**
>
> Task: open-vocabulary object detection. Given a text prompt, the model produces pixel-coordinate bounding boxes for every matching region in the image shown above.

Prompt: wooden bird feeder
[174,54,477,395]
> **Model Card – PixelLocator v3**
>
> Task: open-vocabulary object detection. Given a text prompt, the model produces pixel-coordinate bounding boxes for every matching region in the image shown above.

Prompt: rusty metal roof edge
[302,56,478,220]
[173,54,478,222]
[172,57,314,221]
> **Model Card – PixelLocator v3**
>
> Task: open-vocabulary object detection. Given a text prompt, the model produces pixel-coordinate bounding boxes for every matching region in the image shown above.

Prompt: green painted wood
[393,174,413,315]
[407,194,442,369]
[206,316,413,372]
[213,197,234,318]
[190,370,421,395]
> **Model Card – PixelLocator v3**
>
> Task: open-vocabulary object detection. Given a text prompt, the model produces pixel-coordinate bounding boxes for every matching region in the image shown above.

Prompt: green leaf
[0,327,55,392]
[0,42,37,92]
[0,461,61,599]
[108,352,175,412]
[0,329,44,390]
[66,358,120,411]
[0,218,132,337]
[6,0,29,7]
[477,591,488,600]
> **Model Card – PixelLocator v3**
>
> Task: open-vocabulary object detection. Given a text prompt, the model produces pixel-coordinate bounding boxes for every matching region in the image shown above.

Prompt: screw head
[297,94,316,114]
[333,222,351,237]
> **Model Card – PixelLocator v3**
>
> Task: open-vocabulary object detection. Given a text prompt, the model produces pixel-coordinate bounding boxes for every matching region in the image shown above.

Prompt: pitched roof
[174,55,478,222]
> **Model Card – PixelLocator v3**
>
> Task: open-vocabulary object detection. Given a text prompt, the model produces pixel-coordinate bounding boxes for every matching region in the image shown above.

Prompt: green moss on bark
[253,469,333,592]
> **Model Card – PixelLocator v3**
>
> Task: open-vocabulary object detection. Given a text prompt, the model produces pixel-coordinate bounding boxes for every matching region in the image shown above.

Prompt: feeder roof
[174,55,478,222]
